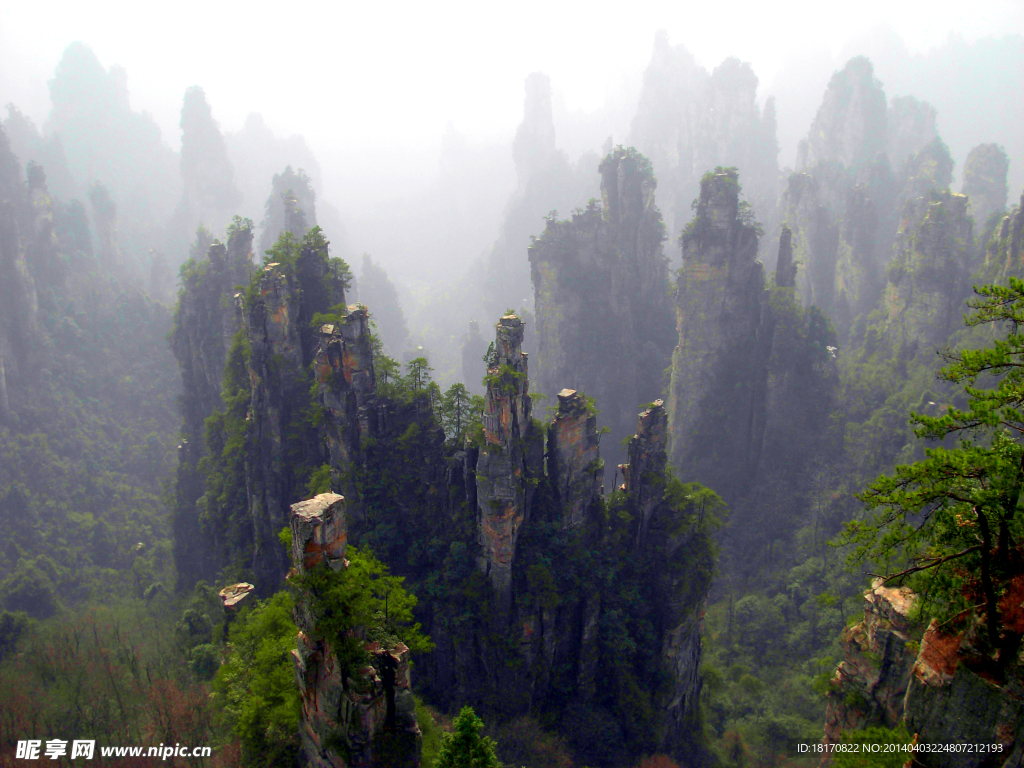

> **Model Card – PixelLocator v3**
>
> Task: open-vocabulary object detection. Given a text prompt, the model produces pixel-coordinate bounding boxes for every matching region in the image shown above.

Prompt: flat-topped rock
[219,582,255,611]
[290,493,347,572]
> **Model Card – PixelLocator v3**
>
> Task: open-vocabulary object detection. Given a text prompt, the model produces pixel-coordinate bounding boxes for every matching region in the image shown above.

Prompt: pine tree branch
[869,545,982,584]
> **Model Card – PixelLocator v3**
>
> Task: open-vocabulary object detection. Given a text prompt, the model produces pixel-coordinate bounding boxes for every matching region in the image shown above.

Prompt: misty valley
[1,27,1023,768]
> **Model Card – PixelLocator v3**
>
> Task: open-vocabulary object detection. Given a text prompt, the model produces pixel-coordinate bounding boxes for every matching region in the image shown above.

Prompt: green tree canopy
[435,706,501,768]
[840,278,1024,666]
[212,591,300,768]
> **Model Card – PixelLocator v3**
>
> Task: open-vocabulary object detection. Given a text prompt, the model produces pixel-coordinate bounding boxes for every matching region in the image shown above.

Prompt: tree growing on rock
[841,278,1024,670]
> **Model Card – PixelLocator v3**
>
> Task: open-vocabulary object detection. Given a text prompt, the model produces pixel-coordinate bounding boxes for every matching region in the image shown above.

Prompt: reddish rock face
[822,580,919,745]
[288,494,420,768]
[475,314,541,601]
[290,493,347,572]
[823,580,1024,767]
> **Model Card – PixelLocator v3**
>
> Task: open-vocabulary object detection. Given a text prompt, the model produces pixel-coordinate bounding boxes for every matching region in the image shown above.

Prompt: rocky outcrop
[962,143,1010,233]
[668,168,770,499]
[358,255,409,357]
[776,225,797,288]
[824,580,1024,768]
[784,57,898,331]
[481,73,597,320]
[172,223,353,591]
[622,399,668,546]
[460,320,488,395]
[783,57,961,338]
[0,126,42,419]
[995,192,1024,275]
[530,147,676,483]
[625,400,710,757]
[884,191,973,347]
[174,247,714,765]
[823,580,919,742]
[289,493,421,768]
[25,162,62,288]
[475,314,542,602]
[174,86,242,246]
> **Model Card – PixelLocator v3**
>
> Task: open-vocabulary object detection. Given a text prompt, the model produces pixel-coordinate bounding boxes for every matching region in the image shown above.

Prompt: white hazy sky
[3,0,1024,252]
[3,0,1022,155]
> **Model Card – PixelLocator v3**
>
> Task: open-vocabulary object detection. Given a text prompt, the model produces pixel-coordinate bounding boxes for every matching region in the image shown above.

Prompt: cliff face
[667,173,838,576]
[171,225,352,591]
[824,580,1024,768]
[668,168,770,499]
[170,221,254,586]
[548,389,601,532]
[328,312,709,765]
[314,306,378,521]
[289,493,421,768]
[884,191,973,347]
[784,148,901,331]
[475,315,542,603]
[259,166,318,256]
[482,73,598,321]
[530,147,676,482]
[172,86,242,251]
[245,232,348,587]
[887,96,937,173]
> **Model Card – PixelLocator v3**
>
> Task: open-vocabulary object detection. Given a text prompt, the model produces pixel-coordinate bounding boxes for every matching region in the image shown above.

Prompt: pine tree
[841,278,1024,666]
[435,707,501,768]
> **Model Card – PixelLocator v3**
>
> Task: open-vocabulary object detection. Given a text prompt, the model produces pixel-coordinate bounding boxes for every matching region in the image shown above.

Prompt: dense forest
[1,27,1023,768]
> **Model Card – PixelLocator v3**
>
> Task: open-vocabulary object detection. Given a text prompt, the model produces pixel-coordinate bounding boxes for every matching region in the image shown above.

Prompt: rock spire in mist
[668,168,770,497]
[962,143,1010,231]
[530,146,675,484]
[176,86,242,241]
[629,32,779,248]
[797,56,887,172]
[511,72,557,183]
[258,166,317,255]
